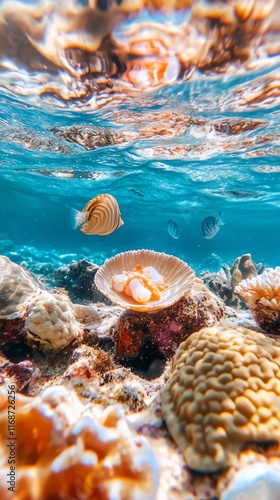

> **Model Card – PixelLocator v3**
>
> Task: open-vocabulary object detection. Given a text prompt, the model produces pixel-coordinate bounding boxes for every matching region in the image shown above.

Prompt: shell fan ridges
[94,249,196,312]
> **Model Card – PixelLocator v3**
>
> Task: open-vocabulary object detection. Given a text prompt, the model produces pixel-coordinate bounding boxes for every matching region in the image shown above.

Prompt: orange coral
[0,386,159,500]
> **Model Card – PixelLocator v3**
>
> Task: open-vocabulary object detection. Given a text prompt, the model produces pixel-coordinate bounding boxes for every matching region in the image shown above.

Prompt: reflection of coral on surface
[0,385,159,500]
[161,325,280,472]
[0,0,278,105]
[235,267,280,334]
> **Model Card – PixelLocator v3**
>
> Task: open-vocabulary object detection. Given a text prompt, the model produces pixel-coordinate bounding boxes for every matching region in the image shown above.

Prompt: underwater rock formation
[161,325,280,472]
[201,253,264,306]
[54,259,111,304]
[0,257,102,351]
[0,255,45,320]
[0,356,33,392]
[25,290,82,349]
[0,385,159,499]
[235,267,280,334]
[112,279,224,361]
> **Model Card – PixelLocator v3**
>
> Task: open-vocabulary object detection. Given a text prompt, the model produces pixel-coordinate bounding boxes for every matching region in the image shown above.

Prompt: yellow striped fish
[72,194,124,235]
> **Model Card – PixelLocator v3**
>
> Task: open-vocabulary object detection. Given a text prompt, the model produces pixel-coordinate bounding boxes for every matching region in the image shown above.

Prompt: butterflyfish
[72,193,124,236]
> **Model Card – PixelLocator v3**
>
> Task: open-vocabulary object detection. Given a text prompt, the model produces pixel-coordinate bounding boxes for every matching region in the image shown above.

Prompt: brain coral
[25,291,81,348]
[0,255,45,319]
[161,326,280,472]
[235,267,280,334]
[0,385,159,500]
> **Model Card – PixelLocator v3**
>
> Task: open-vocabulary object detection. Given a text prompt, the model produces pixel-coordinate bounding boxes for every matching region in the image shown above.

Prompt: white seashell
[112,273,128,292]
[95,249,196,312]
[128,278,152,304]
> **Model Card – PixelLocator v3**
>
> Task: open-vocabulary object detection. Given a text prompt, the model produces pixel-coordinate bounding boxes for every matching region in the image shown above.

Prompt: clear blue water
[0,10,279,276]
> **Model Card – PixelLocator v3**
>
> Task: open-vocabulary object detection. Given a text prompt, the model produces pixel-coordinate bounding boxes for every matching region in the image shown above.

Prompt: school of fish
[72,193,224,241]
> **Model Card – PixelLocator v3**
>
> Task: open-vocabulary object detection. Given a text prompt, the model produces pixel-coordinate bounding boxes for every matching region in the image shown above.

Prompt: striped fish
[72,193,124,235]
[167,219,179,239]
[201,211,224,239]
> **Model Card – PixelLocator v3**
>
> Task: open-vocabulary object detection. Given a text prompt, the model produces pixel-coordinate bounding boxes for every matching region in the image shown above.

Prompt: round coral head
[95,249,195,312]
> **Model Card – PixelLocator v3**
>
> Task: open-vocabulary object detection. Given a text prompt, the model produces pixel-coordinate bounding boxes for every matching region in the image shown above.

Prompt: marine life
[201,253,264,305]
[0,385,160,500]
[112,278,224,361]
[95,249,195,312]
[201,211,224,239]
[72,193,124,235]
[0,255,45,320]
[167,219,179,239]
[235,267,280,334]
[53,259,112,304]
[161,325,280,472]
[112,264,168,305]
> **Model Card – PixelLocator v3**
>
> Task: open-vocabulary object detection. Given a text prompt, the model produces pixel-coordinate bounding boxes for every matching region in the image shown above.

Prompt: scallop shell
[94,249,195,312]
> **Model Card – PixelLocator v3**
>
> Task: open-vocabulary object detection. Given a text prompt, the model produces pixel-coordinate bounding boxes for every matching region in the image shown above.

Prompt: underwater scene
[0,0,280,499]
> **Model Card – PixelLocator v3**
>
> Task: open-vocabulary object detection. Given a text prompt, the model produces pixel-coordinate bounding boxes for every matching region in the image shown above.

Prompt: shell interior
[94,249,195,311]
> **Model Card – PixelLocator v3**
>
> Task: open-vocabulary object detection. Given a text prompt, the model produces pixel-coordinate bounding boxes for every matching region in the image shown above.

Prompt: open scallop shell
[94,249,195,312]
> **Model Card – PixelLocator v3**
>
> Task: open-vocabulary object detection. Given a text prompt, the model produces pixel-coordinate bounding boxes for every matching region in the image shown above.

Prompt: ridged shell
[95,249,195,312]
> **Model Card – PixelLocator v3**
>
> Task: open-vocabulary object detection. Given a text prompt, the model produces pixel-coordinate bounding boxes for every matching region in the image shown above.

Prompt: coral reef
[112,279,224,361]
[54,259,111,304]
[0,385,159,500]
[161,325,280,472]
[0,355,33,392]
[201,253,264,306]
[0,256,45,320]
[25,291,82,349]
[95,249,195,312]
[235,267,280,334]
[0,257,102,352]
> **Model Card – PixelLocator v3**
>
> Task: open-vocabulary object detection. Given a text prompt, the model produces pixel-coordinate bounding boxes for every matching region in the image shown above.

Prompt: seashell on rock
[95,249,195,312]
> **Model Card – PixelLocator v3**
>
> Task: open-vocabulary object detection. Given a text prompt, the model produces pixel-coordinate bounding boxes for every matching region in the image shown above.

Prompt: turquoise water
[0,8,279,276]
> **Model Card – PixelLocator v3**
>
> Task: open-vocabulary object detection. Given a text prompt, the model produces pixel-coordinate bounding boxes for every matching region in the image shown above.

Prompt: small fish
[72,193,124,236]
[167,219,179,239]
[201,211,224,239]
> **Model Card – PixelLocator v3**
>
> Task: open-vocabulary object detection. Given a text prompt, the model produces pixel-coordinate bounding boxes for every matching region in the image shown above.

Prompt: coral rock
[235,267,280,334]
[25,291,81,349]
[0,385,159,500]
[0,357,33,391]
[201,253,264,306]
[0,255,45,319]
[161,325,280,472]
[54,259,111,304]
[113,279,224,360]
